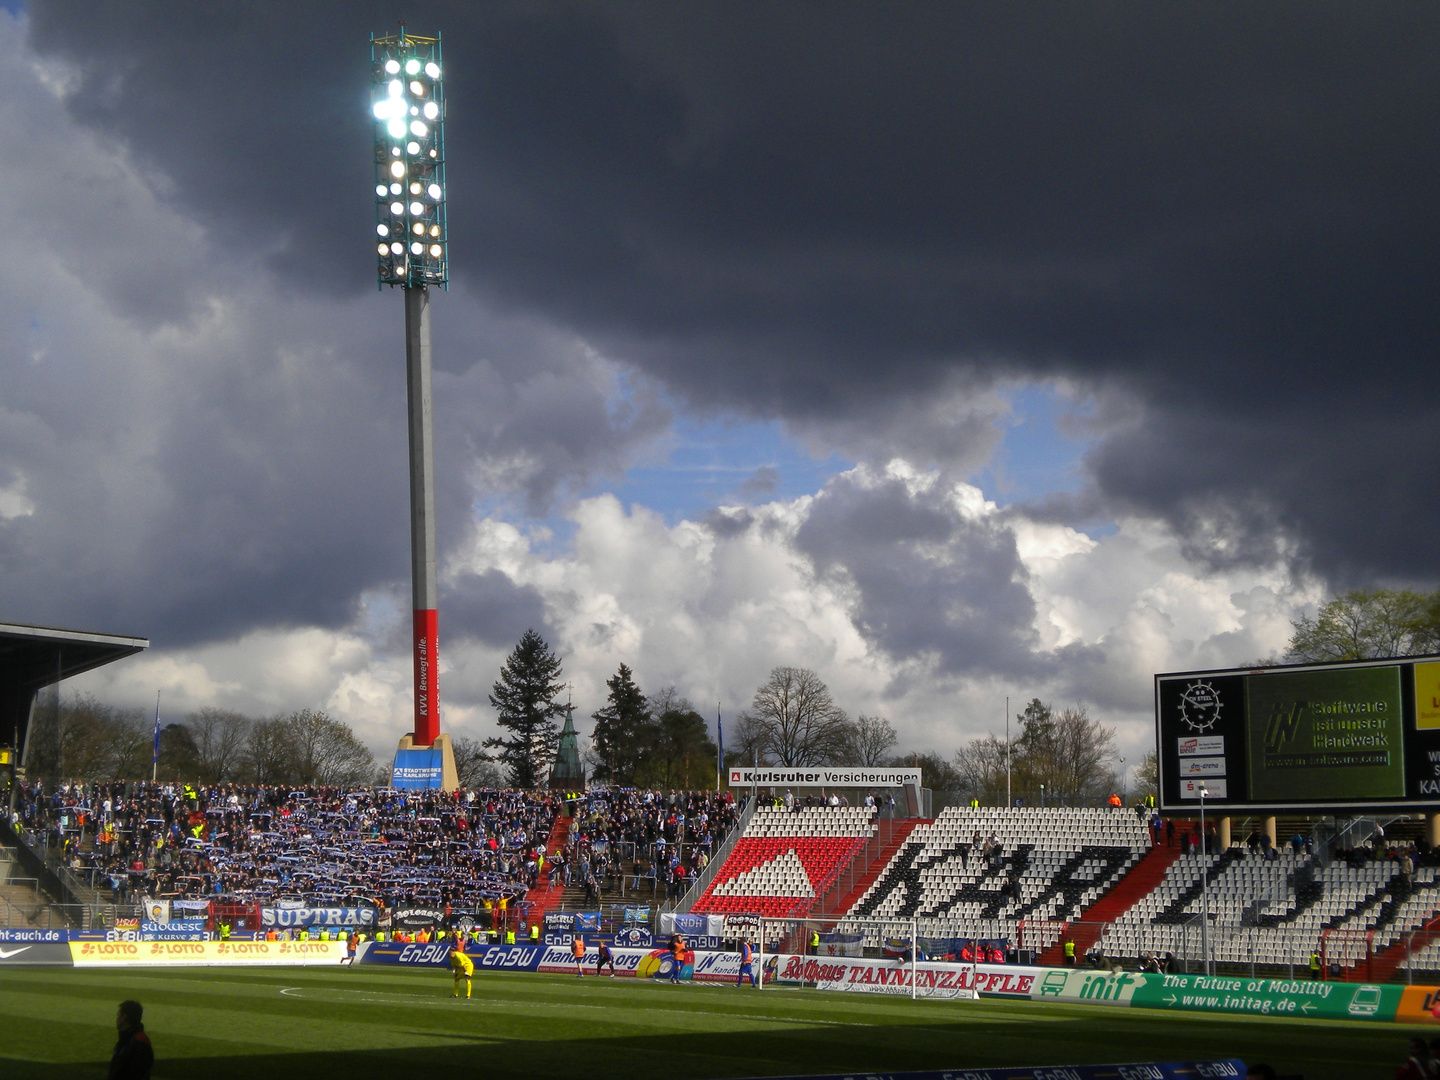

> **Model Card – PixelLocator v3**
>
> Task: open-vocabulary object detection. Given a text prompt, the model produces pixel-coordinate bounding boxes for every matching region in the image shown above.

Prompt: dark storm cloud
[794,470,1038,675]
[441,569,549,646]
[25,1,1440,582]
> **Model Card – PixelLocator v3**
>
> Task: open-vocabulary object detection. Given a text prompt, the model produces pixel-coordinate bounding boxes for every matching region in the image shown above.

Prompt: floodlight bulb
[429,244,443,258]
[385,59,401,75]
[427,183,442,200]
[409,201,424,215]
[413,222,424,235]
[410,106,419,117]
[406,58,421,75]
[410,120,428,138]
[387,118,406,139]
[410,81,425,96]
[390,183,402,195]
[390,201,404,215]
[375,185,387,197]
[376,223,389,237]
[372,101,390,121]
[429,148,438,158]
[423,101,439,121]
[391,242,404,255]
[391,146,402,157]
[389,161,405,178]
[407,141,421,155]
[429,224,441,237]
[377,243,389,255]
[425,62,440,79]
[409,182,422,195]
[411,241,424,255]
[388,79,404,98]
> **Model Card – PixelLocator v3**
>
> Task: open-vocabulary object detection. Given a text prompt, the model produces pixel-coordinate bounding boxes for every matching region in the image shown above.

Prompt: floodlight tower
[371,28,456,789]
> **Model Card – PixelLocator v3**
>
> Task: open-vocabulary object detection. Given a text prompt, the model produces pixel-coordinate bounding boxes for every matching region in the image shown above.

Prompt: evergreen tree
[485,629,566,788]
[639,688,719,789]
[589,663,651,785]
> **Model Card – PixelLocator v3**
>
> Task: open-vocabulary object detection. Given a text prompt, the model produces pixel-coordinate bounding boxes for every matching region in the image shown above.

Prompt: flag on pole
[152,691,162,764]
[716,705,724,790]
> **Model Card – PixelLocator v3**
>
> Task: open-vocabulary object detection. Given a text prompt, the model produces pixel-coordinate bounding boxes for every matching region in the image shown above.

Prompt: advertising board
[1156,655,1440,811]
[756,1065,1246,1080]
[392,746,444,789]
[0,942,74,965]
[0,928,67,943]
[767,954,1035,998]
[69,940,347,967]
[728,767,921,788]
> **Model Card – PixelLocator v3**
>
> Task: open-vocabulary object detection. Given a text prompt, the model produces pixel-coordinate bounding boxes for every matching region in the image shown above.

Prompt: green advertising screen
[1245,665,1405,801]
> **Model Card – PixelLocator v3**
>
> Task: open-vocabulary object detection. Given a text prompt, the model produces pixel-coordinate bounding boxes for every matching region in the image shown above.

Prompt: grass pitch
[0,965,1423,1080]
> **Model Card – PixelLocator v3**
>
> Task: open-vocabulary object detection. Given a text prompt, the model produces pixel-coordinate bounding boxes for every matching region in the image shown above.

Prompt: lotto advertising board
[68,939,347,967]
[1156,656,1440,811]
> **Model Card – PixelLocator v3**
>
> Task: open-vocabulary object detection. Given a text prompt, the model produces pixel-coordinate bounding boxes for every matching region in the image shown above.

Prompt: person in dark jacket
[110,1000,153,1080]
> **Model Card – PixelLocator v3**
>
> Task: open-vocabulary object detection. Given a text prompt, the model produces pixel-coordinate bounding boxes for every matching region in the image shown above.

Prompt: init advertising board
[1156,657,1440,812]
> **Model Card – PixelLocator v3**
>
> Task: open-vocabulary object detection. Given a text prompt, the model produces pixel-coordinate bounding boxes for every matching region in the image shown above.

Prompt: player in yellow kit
[449,941,474,998]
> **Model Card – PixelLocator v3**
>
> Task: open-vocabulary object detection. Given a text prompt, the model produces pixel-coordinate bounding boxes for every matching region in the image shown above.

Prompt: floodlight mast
[371,28,448,748]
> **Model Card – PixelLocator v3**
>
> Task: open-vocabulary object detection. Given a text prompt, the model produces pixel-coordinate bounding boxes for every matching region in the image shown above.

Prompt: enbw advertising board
[1156,655,1440,811]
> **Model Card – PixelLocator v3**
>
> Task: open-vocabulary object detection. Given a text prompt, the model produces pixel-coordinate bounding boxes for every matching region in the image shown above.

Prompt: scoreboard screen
[1156,656,1440,812]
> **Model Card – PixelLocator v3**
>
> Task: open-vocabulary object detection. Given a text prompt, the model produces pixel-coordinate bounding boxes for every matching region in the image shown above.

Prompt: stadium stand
[1090,847,1440,974]
[835,806,1152,947]
[691,805,878,917]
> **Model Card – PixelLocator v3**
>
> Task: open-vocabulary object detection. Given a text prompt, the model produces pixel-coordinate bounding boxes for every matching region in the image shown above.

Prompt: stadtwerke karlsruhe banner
[1156,655,1440,812]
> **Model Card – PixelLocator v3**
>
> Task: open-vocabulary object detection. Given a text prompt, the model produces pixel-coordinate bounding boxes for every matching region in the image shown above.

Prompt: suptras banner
[69,940,347,967]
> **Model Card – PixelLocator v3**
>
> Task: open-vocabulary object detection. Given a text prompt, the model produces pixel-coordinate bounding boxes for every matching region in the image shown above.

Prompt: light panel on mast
[370,29,447,290]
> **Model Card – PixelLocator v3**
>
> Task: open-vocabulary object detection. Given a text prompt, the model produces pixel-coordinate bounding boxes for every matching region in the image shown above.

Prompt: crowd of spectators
[8,780,749,913]
[554,788,740,900]
[10,780,558,911]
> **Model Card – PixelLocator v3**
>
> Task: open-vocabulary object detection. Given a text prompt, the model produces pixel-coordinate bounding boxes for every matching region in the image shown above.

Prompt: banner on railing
[261,907,377,929]
[143,899,170,923]
[660,912,725,938]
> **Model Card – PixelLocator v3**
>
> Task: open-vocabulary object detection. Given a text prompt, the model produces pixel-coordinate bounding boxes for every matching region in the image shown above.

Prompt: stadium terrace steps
[1036,842,1180,965]
[820,819,924,918]
[520,815,576,921]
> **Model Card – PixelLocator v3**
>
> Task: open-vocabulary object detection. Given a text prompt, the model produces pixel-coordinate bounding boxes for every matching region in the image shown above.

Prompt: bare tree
[742,666,850,767]
[184,707,251,784]
[842,715,898,766]
[245,717,295,785]
[28,693,150,782]
[279,709,376,786]
[452,734,506,789]
[953,734,1011,804]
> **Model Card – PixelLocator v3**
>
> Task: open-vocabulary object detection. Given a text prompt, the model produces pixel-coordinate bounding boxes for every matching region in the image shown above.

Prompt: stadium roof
[0,621,148,755]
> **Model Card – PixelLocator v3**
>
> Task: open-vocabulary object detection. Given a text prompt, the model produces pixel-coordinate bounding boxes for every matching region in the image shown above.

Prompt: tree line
[24,697,381,787]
